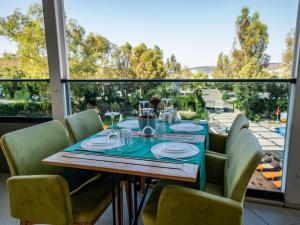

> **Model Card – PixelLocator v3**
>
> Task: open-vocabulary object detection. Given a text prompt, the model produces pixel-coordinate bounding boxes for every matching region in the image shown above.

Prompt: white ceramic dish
[151,142,199,159]
[169,123,204,132]
[81,136,122,151]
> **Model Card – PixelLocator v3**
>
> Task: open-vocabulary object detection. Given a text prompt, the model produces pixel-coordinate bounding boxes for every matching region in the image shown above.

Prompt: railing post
[283,0,300,208]
[42,0,70,121]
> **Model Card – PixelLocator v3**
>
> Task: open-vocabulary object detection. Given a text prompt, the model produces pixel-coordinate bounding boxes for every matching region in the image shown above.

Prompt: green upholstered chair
[142,128,263,225]
[65,109,103,144]
[0,120,116,225]
[208,113,249,155]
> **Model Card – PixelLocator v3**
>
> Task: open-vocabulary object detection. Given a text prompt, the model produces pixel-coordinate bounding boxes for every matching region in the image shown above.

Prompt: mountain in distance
[188,63,282,76]
[188,66,215,75]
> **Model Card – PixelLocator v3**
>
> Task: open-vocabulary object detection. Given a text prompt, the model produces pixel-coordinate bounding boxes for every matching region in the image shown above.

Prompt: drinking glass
[157,122,166,138]
[120,128,127,145]
[126,128,133,145]
[120,128,133,145]
[105,111,120,132]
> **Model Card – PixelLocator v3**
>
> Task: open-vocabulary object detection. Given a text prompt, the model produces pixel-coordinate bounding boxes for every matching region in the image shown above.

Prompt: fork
[153,154,188,162]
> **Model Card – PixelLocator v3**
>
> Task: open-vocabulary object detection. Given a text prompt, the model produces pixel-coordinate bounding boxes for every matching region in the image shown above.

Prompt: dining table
[42,119,209,225]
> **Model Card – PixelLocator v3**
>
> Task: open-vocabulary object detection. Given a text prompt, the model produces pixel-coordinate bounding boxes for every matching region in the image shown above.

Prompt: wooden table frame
[43,151,199,225]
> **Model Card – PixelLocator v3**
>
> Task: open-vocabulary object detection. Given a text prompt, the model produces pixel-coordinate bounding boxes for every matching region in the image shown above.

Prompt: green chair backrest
[225,114,249,153]
[65,109,103,144]
[0,120,69,176]
[224,128,263,202]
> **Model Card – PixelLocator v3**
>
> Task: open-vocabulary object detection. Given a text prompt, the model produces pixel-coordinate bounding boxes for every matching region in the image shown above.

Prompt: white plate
[161,142,189,152]
[170,123,204,132]
[117,119,139,129]
[81,137,122,151]
[151,142,199,159]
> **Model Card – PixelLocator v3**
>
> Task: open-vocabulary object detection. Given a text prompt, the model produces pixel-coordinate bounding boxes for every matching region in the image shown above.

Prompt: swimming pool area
[275,126,286,136]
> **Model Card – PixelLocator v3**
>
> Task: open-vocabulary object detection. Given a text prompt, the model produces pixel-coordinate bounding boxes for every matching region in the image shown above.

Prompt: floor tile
[243,208,268,225]
[247,202,300,225]
[289,208,300,218]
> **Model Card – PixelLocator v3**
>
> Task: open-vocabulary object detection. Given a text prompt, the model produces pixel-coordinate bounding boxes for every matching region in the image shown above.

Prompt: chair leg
[140,176,146,194]
[118,184,123,225]
[124,180,133,217]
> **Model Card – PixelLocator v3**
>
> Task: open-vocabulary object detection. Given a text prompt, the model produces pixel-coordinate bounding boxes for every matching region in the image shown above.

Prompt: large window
[0,0,298,193]
[63,1,298,194]
[0,1,51,117]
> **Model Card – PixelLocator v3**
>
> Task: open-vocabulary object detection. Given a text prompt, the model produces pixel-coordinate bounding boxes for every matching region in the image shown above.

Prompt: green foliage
[0,4,48,78]
[0,4,291,122]
[281,29,295,78]
[211,7,289,120]
[222,92,229,101]
[212,52,232,78]
[0,101,51,117]
[166,54,181,73]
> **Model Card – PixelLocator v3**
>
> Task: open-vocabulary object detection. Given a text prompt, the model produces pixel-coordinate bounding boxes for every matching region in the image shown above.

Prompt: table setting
[63,96,208,191]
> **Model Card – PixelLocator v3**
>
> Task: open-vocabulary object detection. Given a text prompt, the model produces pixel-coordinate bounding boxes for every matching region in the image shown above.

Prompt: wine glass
[141,108,155,137]
[105,111,120,132]
[139,100,149,114]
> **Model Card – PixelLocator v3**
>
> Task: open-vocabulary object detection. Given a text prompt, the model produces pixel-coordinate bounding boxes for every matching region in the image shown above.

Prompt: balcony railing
[0,77,295,195]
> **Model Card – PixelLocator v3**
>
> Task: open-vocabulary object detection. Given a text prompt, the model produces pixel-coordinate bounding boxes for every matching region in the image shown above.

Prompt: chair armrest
[156,185,243,225]
[205,152,226,185]
[209,131,227,154]
[7,175,73,225]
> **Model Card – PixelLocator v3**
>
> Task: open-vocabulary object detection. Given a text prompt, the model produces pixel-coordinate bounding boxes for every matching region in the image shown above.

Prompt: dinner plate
[151,142,199,159]
[81,136,122,151]
[117,119,139,129]
[161,142,190,152]
[169,123,204,132]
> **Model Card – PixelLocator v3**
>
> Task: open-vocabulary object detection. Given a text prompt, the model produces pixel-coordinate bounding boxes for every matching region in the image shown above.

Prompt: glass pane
[68,81,289,192]
[0,1,51,118]
[0,81,52,117]
[0,1,49,79]
[64,0,297,79]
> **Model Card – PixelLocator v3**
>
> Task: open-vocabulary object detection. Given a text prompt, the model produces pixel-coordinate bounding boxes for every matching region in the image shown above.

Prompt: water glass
[157,122,166,138]
[120,128,132,145]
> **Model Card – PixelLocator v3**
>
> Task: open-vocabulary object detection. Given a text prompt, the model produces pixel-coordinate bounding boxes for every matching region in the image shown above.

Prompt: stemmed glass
[139,101,149,114]
[105,111,120,132]
[141,108,155,137]
[162,98,172,110]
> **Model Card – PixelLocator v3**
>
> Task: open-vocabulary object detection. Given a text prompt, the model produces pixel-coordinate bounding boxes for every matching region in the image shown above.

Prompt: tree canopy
[281,29,295,78]
[0,3,197,80]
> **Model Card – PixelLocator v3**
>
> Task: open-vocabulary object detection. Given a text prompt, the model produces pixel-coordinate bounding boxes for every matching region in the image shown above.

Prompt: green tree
[281,29,295,78]
[0,4,48,78]
[212,52,232,78]
[131,43,166,79]
[232,7,270,78]
[112,42,133,78]
[166,54,181,73]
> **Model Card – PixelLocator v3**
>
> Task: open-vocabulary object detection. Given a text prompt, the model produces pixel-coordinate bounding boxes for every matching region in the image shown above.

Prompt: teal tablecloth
[64,121,208,190]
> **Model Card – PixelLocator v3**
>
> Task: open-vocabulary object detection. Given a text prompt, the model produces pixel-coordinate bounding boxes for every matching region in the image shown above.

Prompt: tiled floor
[1,173,300,225]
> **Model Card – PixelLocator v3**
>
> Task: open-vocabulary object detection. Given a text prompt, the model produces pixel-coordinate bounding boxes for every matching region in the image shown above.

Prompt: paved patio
[210,112,285,160]
[209,112,285,191]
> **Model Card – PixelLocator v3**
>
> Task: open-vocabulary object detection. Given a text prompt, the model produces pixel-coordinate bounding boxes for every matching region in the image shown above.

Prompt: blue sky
[0,0,298,67]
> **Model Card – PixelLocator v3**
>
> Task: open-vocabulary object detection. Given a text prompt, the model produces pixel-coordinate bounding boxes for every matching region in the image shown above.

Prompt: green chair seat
[1,120,116,225]
[142,179,199,225]
[142,180,224,225]
[142,128,263,225]
[64,109,105,193]
[71,174,113,223]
